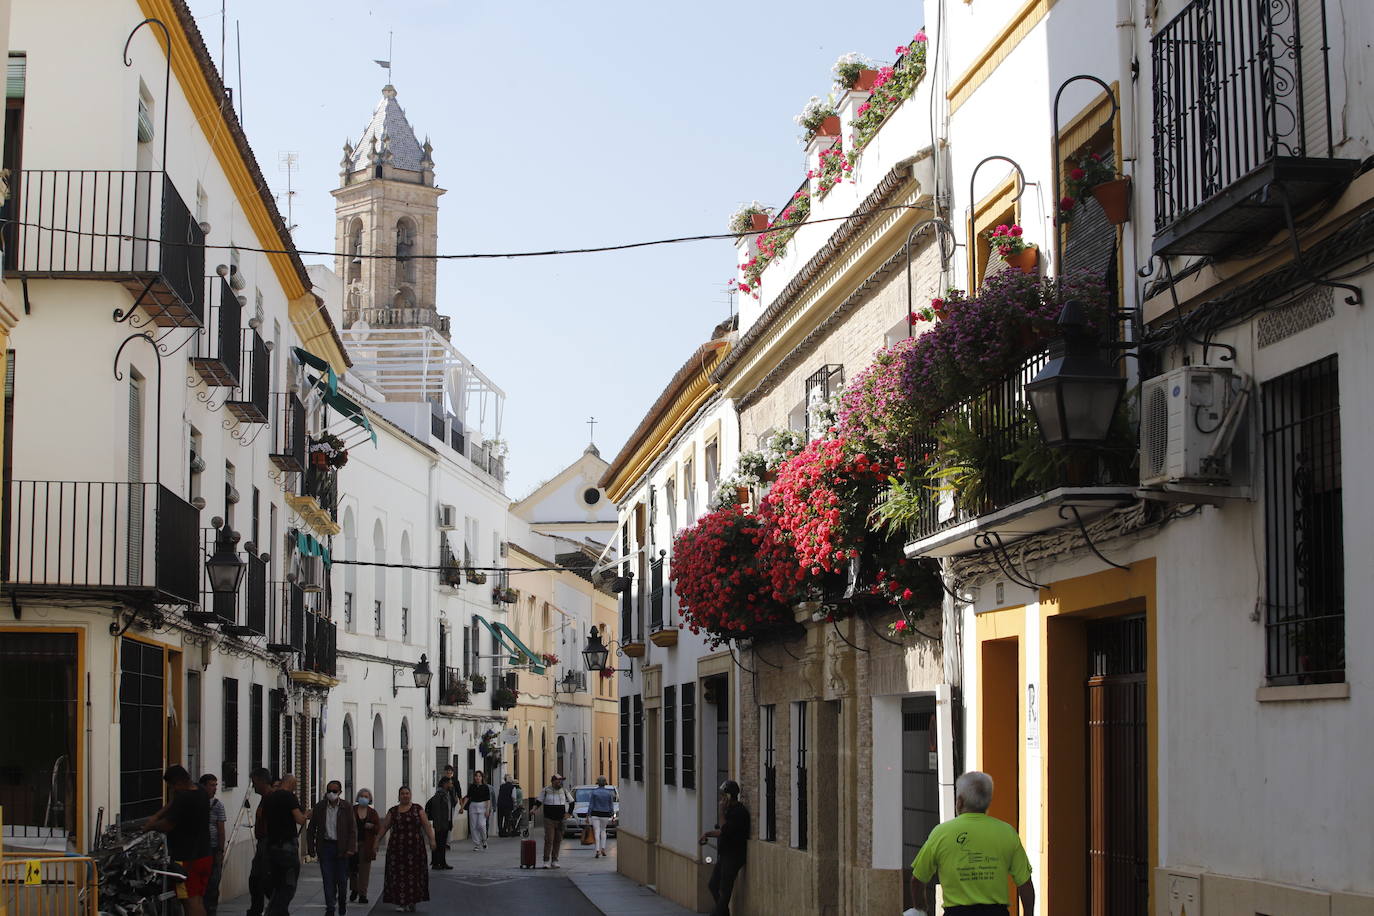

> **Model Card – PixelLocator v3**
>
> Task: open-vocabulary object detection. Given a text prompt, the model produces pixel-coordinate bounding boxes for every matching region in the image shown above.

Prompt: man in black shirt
[699,779,750,916]
[144,766,213,916]
[256,773,307,916]
[425,778,454,869]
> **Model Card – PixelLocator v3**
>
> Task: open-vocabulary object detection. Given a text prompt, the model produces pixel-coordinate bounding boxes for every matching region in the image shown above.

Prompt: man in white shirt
[530,774,573,868]
[307,780,357,916]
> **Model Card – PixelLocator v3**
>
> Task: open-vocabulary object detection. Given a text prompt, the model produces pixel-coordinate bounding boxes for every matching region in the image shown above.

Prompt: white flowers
[793,94,838,129]
[831,52,875,80]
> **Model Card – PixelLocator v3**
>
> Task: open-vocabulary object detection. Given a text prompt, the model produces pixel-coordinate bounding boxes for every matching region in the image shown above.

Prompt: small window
[583,487,601,506]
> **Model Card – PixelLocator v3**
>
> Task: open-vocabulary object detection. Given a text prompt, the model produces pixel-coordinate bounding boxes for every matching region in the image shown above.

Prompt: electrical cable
[0,201,935,263]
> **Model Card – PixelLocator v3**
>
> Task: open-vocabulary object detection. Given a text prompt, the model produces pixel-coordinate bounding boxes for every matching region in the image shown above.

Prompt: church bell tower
[332,84,447,338]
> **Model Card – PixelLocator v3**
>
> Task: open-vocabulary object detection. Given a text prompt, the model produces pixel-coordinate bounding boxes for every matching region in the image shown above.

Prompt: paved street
[217,831,696,916]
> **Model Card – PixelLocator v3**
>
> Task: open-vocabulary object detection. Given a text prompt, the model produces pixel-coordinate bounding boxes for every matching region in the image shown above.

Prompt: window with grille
[619,697,630,779]
[632,694,644,782]
[222,678,239,787]
[804,365,844,440]
[681,683,696,790]
[344,592,353,629]
[664,685,676,786]
[249,684,263,772]
[1262,355,1344,685]
[374,600,383,636]
[268,689,283,777]
[762,704,776,841]
[401,606,410,642]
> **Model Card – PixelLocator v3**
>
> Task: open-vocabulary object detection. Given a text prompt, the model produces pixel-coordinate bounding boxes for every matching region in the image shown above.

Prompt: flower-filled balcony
[437,666,470,707]
[2,480,200,606]
[1150,0,1360,256]
[268,393,307,472]
[286,439,343,537]
[189,275,242,387]
[225,330,270,424]
[3,170,206,326]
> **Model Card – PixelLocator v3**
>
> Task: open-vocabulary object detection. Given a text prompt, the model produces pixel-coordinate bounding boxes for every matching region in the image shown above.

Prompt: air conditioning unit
[437,504,457,529]
[1139,366,1249,488]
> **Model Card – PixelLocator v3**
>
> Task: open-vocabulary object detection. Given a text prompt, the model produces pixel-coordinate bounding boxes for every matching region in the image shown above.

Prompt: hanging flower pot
[817,115,842,137]
[750,212,770,232]
[1090,177,1132,225]
[1004,246,1039,274]
[851,69,879,92]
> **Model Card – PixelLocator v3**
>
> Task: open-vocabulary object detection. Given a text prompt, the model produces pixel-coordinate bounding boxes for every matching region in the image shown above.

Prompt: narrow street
[218,832,693,916]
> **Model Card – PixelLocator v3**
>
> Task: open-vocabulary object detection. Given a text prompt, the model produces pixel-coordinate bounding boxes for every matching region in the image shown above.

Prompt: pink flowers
[871,65,896,89]
[913,29,928,43]
[985,223,1029,257]
[895,45,909,56]
[856,101,871,117]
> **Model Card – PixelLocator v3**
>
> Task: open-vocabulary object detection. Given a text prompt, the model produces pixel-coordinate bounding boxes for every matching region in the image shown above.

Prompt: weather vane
[374,32,393,83]
[587,416,597,442]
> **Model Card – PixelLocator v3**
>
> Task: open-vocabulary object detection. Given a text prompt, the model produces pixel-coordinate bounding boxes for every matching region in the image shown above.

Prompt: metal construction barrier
[0,856,98,916]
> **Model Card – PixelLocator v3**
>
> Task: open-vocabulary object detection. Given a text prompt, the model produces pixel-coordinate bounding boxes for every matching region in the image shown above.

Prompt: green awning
[294,529,332,565]
[294,347,337,393]
[472,614,546,674]
[306,372,377,444]
[493,620,546,674]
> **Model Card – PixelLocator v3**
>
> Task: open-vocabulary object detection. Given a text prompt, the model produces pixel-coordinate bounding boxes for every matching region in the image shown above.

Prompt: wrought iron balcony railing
[909,350,1136,544]
[648,557,665,632]
[269,393,307,472]
[2,480,200,605]
[1151,0,1360,255]
[438,666,470,705]
[190,275,242,386]
[226,330,269,424]
[3,170,205,325]
[344,305,450,337]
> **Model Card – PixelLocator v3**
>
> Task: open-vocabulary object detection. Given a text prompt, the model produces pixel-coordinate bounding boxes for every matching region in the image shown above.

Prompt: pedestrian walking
[142,766,213,916]
[440,766,460,850]
[495,776,515,837]
[245,768,275,916]
[908,771,1035,916]
[198,774,227,916]
[307,780,358,916]
[699,779,749,916]
[460,771,493,851]
[424,778,454,868]
[257,773,307,916]
[378,786,436,913]
[587,776,616,858]
[348,788,381,905]
[530,774,572,868]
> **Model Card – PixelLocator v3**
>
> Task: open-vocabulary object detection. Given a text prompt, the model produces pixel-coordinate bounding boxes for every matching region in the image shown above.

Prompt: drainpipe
[1118,0,1142,370]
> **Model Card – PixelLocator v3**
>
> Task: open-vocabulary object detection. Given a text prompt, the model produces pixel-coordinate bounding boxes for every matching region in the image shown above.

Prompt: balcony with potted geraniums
[733,28,934,326]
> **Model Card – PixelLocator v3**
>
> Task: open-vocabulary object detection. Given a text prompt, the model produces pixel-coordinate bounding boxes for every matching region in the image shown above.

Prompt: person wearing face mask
[308,780,358,916]
[348,789,382,905]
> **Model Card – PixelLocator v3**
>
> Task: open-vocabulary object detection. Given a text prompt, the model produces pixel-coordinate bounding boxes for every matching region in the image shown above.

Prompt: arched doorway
[372,714,386,807]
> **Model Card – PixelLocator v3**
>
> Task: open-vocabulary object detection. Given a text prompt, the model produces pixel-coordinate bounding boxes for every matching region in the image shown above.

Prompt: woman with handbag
[587,776,617,858]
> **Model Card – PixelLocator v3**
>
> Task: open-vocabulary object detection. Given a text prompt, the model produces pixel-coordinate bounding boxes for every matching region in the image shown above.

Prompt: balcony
[225,331,269,424]
[4,170,205,325]
[269,393,307,472]
[344,305,450,337]
[188,534,267,636]
[647,558,677,647]
[189,275,242,387]
[1151,0,1361,256]
[2,480,200,605]
[903,351,1136,559]
[286,464,340,536]
[267,581,304,654]
[437,666,470,706]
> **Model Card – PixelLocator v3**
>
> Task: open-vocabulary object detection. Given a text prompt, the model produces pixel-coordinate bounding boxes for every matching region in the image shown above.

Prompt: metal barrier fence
[0,856,98,916]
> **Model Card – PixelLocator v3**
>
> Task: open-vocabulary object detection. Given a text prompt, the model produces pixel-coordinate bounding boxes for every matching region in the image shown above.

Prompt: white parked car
[564,784,619,837]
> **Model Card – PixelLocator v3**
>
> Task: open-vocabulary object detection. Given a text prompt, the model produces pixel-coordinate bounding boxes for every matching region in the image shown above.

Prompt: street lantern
[582,629,610,673]
[205,527,246,595]
[1026,300,1125,447]
[412,654,433,688]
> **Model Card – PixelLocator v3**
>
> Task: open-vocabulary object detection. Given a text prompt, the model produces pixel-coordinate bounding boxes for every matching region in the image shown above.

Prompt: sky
[186,0,926,498]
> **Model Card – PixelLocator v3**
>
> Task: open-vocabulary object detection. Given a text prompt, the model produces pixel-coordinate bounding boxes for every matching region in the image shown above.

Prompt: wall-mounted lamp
[393,653,433,697]
[1026,300,1125,447]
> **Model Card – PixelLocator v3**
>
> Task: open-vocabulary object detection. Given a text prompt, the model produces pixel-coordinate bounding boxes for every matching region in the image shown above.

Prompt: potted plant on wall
[470,672,488,694]
[1065,152,1130,225]
[832,52,879,92]
[795,95,840,141]
[985,224,1038,273]
[442,679,470,706]
[491,686,519,709]
[728,200,773,234]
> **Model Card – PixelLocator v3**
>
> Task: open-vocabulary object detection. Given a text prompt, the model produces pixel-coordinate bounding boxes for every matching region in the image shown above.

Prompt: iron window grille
[664,684,676,786]
[222,678,239,788]
[762,704,777,841]
[795,701,808,850]
[374,600,383,636]
[649,557,665,632]
[1262,355,1344,684]
[804,365,844,441]
[249,684,263,772]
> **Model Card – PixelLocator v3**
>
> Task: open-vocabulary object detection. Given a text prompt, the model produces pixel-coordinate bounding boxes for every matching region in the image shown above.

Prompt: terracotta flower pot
[851,69,879,92]
[1090,177,1132,225]
[933,306,948,321]
[750,212,770,232]
[817,115,841,137]
[734,485,751,504]
[1004,246,1039,274]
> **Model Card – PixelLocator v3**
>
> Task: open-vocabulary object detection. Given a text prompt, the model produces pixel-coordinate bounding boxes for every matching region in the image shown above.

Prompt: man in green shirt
[909,771,1035,916]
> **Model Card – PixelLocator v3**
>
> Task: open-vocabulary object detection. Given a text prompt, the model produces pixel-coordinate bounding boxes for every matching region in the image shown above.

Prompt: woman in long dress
[378,786,437,912]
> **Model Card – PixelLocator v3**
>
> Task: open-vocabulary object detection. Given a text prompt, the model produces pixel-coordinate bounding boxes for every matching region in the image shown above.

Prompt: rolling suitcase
[520,838,537,869]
